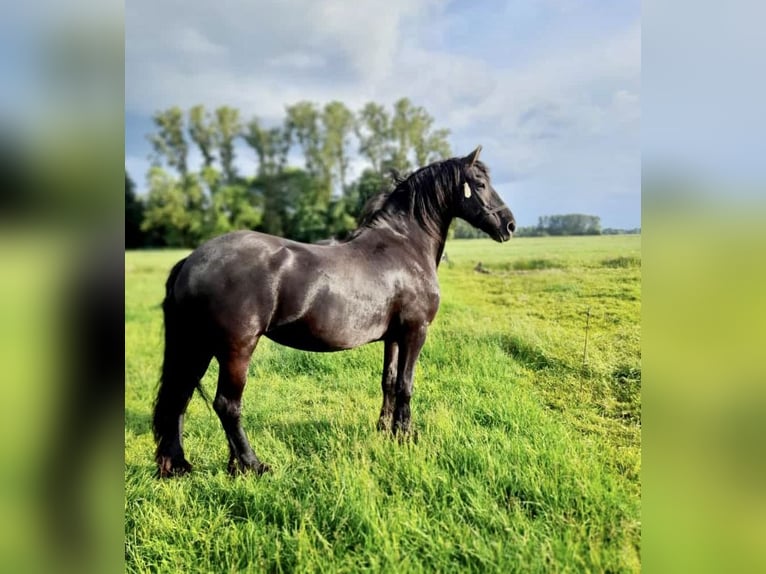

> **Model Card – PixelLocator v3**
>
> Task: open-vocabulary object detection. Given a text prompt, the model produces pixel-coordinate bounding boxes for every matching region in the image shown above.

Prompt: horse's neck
[351,218,450,270]
[407,212,454,269]
[400,215,453,269]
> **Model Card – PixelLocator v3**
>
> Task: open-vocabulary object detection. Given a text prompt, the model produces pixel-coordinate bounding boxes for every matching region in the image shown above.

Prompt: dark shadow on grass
[126,415,382,479]
[498,334,565,371]
[601,255,641,268]
[609,364,641,422]
[500,483,545,519]
[512,258,567,271]
[471,409,514,432]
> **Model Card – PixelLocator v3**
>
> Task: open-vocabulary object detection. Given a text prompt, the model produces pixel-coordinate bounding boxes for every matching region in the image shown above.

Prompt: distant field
[125,234,641,573]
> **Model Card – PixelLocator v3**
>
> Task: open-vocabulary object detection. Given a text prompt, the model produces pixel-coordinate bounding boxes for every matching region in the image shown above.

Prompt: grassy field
[125,235,641,573]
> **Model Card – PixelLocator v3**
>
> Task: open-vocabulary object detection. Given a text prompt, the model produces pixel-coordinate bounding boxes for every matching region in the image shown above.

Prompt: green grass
[125,235,641,573]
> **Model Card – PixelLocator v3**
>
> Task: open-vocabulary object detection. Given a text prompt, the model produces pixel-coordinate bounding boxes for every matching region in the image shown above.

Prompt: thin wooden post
[582,307,591,368]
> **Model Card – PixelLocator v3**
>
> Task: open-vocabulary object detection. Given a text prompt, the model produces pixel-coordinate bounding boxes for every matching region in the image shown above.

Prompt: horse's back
[170,231,288,333]
[169,231,363,336]
[167,229,438,351]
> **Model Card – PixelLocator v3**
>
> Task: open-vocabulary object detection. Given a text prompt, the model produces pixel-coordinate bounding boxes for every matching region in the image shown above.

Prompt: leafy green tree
[251,168,309,238]
[537,214,601,236]
[514,226,544,237]
[343,168,388,221]
[408,103,452,166]
[423,128,452,164]
[355,102,391,173]
[451,218,487,239]
[188,105,217,168]
[203,183,262,240]
[141,166,205,246]
[198,164,222,194]
[389,98,415,172]
[321,101,355,193]
[325,197,357,239]
[290,195,328,242]
[243,118,290,177]
[214,106,242,184]
[386,98,452,172]
[283,102,335,235]
[134,99,455,247]
[285,102,324,179]
[125,171,145,248]
[148,107,188,177]
[409,106,435,167]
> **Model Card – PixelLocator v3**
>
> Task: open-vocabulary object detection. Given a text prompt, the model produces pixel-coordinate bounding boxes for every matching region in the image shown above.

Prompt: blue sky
[126,0,641,229]
[642,1,766,191]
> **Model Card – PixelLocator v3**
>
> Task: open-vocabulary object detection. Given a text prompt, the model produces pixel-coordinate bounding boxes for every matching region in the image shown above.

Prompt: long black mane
[350,158,490,241]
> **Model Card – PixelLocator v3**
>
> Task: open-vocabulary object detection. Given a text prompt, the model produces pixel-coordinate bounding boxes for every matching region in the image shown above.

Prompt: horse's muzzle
[496,216,515,241]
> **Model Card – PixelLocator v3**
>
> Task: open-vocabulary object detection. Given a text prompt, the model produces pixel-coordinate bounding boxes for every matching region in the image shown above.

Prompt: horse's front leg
[377,339,399,431]
[393,322,428,437]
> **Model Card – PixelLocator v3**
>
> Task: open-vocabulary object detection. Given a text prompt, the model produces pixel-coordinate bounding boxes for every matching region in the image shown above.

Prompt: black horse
[153,146,516,477]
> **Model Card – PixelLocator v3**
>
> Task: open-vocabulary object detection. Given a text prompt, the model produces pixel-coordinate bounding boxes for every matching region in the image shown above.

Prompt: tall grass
[125,235,641,572]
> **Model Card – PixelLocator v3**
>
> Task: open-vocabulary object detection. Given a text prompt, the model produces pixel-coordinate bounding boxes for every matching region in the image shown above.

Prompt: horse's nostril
[507,221,516,234]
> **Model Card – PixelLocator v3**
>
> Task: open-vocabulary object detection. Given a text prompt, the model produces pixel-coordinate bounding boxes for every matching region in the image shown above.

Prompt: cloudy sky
[126,0,641,229]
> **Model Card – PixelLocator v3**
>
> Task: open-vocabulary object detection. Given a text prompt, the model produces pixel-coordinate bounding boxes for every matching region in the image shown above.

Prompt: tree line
[513,214,603,237]
[451,213,616,239]
[124,100,636,247]
[126,99,453,248]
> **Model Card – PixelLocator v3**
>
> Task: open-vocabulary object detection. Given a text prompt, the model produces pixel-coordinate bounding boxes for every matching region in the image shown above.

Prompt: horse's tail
[152,257,209,446]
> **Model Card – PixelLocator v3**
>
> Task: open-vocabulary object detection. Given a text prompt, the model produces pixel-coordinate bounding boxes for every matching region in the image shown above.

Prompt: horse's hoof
[396,432,417,445]
[376,418,391,432]
[156,456,192,478]
[392,427,419,444]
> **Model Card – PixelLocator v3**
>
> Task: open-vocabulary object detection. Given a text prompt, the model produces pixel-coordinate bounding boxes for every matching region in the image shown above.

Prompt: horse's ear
[463,145,482,167]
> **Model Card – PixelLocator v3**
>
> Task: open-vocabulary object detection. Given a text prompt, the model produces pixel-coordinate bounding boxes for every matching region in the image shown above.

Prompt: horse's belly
[264,314,387,352]
[265,277,393,351]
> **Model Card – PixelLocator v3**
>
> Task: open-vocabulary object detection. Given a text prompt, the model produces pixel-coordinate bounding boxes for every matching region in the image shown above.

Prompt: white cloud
[126,0,439,115]
[266,52,327,71]
[126,1,641,226]
[171,26,227,57]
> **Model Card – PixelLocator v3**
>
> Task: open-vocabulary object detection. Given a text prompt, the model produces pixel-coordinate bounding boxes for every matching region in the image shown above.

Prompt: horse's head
[456,145,516,242]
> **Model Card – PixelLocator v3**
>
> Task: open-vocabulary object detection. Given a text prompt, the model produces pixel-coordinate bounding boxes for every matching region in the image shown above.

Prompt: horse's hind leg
[153,345,212,477]
[214,337,269,476]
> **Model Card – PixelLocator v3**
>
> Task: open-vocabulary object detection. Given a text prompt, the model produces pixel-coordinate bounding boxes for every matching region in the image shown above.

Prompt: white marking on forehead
[463,182,472,198]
